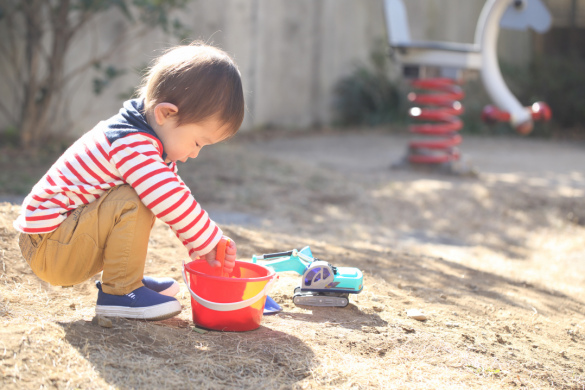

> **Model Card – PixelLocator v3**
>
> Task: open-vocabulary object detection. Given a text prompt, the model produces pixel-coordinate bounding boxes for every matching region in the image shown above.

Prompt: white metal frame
[384,0,552,129]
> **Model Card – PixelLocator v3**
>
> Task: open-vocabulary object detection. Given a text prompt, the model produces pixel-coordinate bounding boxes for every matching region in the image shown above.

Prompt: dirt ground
[1,129,584,389]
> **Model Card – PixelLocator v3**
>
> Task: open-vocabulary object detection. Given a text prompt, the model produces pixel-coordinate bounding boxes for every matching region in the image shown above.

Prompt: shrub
[332,47,405,127]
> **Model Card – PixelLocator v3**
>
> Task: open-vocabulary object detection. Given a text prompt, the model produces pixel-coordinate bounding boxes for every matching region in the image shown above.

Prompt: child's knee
[109,185,154,222]
[43,234,102,286]
[111,184,141,202]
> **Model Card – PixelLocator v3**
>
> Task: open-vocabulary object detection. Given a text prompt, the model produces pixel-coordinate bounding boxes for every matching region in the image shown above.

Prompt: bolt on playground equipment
[384,0,553,173]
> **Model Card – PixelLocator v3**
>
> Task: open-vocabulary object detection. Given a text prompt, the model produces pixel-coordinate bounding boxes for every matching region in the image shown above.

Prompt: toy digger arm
[252,249,309,275]
[255,251,294,260]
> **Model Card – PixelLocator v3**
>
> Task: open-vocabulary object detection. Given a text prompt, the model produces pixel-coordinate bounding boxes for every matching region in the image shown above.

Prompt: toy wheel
[294,286,302,294]
[292,294,302,306]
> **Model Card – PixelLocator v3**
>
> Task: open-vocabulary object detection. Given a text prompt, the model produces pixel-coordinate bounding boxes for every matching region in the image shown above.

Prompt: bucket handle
[182,260,277,312]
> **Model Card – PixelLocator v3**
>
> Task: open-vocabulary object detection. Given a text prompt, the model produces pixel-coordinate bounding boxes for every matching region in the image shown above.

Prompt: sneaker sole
[159,281,180,297]
[96,300,182,321]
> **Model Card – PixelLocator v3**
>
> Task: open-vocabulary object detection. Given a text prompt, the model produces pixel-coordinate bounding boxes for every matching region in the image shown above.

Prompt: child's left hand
[201,236,237,273]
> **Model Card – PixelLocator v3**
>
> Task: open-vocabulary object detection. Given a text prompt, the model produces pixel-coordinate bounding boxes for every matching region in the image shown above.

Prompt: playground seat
[383,0,482,70]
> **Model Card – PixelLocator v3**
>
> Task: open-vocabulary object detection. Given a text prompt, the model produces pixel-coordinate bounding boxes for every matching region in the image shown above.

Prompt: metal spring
[407,78,464,164]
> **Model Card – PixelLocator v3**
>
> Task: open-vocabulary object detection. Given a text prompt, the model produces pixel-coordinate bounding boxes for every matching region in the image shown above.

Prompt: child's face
[158,117,227,164]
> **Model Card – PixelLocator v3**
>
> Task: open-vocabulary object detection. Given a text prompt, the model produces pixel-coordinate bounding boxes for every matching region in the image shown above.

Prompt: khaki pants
[18,185,155,295]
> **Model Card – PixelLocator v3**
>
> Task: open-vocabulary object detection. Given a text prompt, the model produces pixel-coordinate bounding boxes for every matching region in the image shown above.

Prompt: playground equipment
[384,0,553,171]
[252,246,363,308]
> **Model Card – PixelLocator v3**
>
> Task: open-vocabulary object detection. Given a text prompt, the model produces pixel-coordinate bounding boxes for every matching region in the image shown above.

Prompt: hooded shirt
[14,99,222,259]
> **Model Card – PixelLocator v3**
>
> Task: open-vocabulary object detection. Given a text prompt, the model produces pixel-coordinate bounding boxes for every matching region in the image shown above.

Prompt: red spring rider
[407,78,465,164]
[481,101,552,135]
[384,0,554,172]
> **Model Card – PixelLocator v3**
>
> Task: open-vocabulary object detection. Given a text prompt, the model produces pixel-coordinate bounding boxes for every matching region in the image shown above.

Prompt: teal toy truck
[252,246,363,307]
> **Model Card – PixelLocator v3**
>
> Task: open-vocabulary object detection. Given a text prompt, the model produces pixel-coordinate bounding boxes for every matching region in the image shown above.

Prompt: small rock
[397,282,403,289]
[92,315,113,328]
[373,306,384,313]
[439,294,447,299]
[406,309,427,321]
[171,266,177,272]
[401,325,415,333]
[462,334,475,343]
[361,326,381,334]
[446,322,459,328]
[69,303,76,310]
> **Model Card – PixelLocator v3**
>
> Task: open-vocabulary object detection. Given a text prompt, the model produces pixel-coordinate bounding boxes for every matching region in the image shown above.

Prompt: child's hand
[222,238,237,273]
[202,236,237,274]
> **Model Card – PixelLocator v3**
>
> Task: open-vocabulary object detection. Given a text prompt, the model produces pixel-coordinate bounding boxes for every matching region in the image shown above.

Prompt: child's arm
[109,133,222,259]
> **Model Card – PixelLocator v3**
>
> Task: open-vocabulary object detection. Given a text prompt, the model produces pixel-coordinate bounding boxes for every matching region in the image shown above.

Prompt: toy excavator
[252,247,363,307]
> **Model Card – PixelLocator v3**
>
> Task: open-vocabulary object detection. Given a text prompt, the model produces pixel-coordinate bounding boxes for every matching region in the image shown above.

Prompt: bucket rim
[184,259,275,282]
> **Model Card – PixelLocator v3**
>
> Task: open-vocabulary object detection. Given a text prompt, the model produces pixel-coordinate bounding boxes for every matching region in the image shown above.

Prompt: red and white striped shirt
[14,99,222,259]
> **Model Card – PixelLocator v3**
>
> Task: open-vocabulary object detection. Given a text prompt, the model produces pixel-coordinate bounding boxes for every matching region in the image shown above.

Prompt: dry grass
[1,131,585,389]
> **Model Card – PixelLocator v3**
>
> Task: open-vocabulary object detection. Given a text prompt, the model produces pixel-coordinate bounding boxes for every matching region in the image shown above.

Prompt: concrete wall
[1,0,538,136]
[186,0,386,129]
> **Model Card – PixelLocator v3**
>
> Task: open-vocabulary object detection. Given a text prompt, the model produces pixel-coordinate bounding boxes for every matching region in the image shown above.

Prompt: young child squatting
[13,42,244,321]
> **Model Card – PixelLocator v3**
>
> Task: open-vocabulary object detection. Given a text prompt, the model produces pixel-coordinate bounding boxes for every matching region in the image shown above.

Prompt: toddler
[14,42,244,321]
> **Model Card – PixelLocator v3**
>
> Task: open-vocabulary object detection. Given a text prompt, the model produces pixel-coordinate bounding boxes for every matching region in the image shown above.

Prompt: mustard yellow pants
[18,185,155,295]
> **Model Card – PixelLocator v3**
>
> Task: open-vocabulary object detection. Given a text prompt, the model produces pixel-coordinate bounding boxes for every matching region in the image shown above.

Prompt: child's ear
[153,103,179,125]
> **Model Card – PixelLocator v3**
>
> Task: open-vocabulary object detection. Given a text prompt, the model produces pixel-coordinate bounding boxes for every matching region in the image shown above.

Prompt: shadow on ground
[60,318,315,389]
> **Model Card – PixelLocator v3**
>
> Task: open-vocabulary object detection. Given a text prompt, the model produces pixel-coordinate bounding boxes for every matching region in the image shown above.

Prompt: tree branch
[31,0,73,139]
[63,23,151,85]
[1,0,191,147]
[0,1,28,91]
[70,8,92,36]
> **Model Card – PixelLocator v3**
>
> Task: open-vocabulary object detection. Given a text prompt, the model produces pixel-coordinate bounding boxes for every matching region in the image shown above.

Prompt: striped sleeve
[109,133,222,258]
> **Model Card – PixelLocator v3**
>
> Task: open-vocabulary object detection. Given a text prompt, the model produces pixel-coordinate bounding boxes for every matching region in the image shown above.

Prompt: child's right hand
[201,236,237,273]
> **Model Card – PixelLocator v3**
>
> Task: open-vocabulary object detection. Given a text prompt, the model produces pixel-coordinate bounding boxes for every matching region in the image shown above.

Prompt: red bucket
[182,259,277,331]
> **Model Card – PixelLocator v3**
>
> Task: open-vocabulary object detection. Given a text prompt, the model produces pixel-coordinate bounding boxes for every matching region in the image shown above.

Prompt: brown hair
[140,41,245,137]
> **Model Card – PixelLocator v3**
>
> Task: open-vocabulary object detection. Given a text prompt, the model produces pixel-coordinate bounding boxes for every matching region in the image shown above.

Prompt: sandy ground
[1,130,584,389]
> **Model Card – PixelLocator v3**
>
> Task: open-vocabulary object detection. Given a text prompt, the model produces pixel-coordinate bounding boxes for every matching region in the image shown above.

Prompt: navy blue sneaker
[95,282,182,321]
[142,276,180,297]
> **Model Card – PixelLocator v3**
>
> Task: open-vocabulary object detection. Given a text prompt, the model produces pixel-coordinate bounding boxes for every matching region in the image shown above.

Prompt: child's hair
[140,41,245,137]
